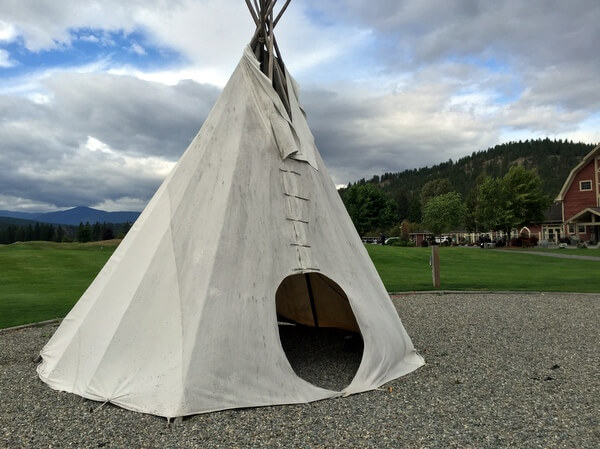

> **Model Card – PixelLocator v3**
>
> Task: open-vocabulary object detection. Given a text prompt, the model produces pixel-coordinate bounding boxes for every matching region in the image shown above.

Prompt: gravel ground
[1,292,599,448]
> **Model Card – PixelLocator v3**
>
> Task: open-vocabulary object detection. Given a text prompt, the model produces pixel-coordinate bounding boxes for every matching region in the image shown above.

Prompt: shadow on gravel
[278,324,363,391]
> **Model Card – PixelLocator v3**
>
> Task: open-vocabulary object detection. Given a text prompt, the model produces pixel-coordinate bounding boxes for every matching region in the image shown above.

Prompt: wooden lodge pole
[431,245,440,288]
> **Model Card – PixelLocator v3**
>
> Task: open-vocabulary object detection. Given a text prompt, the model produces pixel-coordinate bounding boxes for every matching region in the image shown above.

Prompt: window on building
[578,225,586,234]
[580,180,592,191]
[568,224,575,234]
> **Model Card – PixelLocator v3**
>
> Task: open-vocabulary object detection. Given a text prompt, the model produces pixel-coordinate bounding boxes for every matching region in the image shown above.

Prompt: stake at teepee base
[36,1,423,419]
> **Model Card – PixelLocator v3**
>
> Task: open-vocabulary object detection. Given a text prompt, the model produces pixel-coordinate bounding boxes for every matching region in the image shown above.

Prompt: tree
[391,190,410,221]
[420,178,454,206]
[92,222,102,241]
[400,219,411,241]
[40,223,54,241]
[101,223,114,241]
[55,225,65,243]
[422,192,466,238]
[118,221,133,239]
[15,226,25,242]
[77,222,92,243]
[33,222,41,241]
[475,166,550,236]
[25,224,34,241]
[475,176,504,232]
[407,197,422,223]
[464,174,487,232]
[342,183,397,235]
[502,165,550,230]
[7,225,17,243]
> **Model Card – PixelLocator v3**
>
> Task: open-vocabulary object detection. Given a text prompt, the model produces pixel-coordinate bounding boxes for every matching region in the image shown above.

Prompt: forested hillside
[341,138,596,225]
[0,218,132,244]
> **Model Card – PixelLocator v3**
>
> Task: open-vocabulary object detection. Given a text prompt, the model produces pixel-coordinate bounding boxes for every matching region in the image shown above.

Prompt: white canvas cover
[37,47,424,418]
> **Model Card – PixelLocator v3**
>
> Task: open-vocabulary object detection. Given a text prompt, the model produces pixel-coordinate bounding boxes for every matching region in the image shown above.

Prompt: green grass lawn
[366,245,600,293]
[0,241,117,329]
[1,241,599,329]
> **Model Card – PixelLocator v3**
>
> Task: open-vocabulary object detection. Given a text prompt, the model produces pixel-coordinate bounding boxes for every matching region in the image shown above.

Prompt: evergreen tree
[15,226,25,242]
[33,222,41,241]
[41,224,54,241]
[118,221,133,239]
[25,224,34,241]
[101,223,114,241]
[92,222,102,241]
[77,222,92,243]
[407,197,422,223]
[55,225,65,243]
[7,225,17,243]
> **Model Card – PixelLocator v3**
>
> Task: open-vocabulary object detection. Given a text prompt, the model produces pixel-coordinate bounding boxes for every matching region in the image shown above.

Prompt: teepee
[37,0,424,418]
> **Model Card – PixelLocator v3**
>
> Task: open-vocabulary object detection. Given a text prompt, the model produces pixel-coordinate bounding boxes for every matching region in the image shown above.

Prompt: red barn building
[555,144,600,244]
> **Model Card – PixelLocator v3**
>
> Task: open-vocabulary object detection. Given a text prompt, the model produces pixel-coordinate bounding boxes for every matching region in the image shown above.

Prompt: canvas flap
[242,46,318,169]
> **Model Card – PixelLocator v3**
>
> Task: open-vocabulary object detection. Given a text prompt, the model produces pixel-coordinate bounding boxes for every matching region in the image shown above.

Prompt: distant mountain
[0,207,140,226]
[0,210,43,221]
[0,216,41,227]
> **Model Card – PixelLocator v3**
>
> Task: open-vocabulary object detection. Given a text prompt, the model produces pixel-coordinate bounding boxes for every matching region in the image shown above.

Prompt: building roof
[555,144,600,201]
[566,207,600,223]
[543,202,563,223]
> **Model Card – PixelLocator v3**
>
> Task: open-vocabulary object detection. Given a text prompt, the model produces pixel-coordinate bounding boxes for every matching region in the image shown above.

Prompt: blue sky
[1,0,599,212]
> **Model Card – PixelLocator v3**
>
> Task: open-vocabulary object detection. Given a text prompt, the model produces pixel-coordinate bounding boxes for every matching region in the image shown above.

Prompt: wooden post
[431,245,440,288]
[267,7,275,80]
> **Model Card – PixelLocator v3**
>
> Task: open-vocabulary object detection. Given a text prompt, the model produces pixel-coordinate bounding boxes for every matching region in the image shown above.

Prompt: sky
[1,0,599,212]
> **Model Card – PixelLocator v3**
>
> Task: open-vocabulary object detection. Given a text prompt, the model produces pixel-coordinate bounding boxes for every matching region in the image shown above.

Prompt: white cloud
[0,0,599,212]
[79,34,99,43]
[0,49,16,68]
[130,42,146,55]
[92,197,149,212]
[0,20,17,41]
[0,72,218,211]
[108,66,228,88]
[27,93,52,104]
[0,194,59,213]
[85,136,115,155]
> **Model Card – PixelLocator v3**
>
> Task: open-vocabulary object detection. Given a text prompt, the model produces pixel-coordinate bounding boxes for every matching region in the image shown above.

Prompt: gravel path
[1,292,599,448]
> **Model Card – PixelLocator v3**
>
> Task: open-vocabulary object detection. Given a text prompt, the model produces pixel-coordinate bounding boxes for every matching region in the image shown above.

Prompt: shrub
[510,237,522,247]
[389,238,416,247]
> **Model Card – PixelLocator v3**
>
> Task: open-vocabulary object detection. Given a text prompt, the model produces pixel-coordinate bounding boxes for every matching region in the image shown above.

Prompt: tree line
[340,138,595,236]
[0,221,132,245]
[339,140,568,241]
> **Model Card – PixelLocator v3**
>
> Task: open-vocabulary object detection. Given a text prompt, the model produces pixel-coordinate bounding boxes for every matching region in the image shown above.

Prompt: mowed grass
[0,241,118,328]
[366,245,600,293]
[1,241,599,329]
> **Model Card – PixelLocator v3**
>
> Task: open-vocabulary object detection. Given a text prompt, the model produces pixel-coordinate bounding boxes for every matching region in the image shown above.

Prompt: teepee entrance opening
[276,273,364,390]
